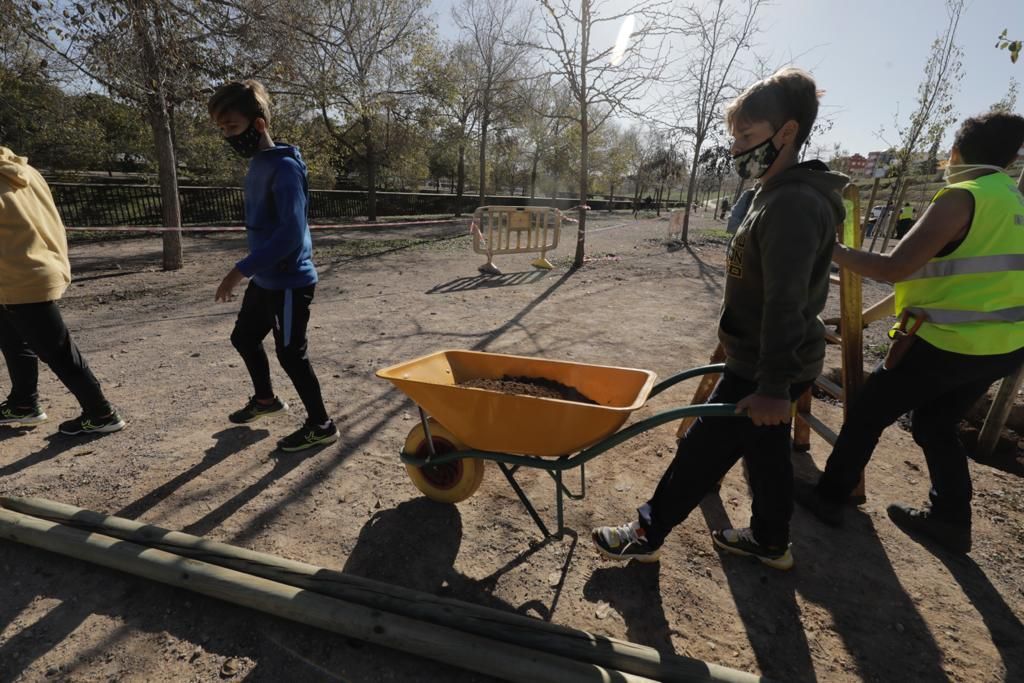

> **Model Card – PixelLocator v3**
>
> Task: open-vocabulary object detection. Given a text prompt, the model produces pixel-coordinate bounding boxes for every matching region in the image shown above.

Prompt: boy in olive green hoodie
[0,147,124,435]
[592,68,848,570]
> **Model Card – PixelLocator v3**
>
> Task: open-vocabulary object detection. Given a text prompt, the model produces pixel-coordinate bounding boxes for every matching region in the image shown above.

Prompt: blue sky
[429,0,1023,156]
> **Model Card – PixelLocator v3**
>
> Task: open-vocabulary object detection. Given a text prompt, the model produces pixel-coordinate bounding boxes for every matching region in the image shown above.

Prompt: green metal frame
[401,363,739,538]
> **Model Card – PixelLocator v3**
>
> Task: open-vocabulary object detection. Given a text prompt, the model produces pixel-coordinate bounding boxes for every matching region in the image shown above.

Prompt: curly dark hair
[952,112,1024,167]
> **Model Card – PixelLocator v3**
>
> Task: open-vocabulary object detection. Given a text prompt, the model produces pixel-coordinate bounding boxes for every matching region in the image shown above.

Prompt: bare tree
[279,0,431,221]
[26,0,251,269]
[453,0,532,207]
[873,0,964,251]
[531,0,669,268]
[421,41,481,210]
[669,0,763,244]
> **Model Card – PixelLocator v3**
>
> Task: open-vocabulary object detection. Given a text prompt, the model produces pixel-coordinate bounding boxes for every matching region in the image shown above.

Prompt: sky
[428,0,1023,156]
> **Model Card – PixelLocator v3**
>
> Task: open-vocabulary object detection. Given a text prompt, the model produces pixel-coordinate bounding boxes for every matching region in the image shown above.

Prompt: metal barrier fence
[48,183,679,227]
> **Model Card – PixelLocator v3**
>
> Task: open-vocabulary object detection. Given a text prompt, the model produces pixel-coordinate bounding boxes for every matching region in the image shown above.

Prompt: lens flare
[609,15,635,66]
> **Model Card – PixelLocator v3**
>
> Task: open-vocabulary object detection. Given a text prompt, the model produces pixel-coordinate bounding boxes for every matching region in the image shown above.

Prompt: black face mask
[225,124,262,158]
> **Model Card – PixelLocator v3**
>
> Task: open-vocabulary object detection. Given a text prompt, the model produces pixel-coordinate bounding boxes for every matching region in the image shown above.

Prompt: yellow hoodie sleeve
[0,147,71,305]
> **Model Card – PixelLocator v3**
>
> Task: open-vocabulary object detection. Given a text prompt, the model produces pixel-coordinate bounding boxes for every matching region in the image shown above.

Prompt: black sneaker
[59,410,126,436]
[0,401,48,427]
[887,503,971,554]
[277,420,339,452]
[793,479,844,527]
[711,527,794,570]
[591,521,661,562]
[229,396,288,424]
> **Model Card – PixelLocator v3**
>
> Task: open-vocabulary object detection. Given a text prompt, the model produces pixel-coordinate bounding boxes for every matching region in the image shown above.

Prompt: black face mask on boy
[225,124,262,158]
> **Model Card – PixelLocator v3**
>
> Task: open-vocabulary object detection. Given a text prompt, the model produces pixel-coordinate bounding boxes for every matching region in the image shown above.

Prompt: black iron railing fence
[48,183,678,227]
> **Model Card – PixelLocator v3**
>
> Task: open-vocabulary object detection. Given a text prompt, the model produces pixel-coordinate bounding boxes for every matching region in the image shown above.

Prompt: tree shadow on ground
[788,450,948,682]
[681,244,725,298]
[426,271,549,294]
[182,439,335,538]
[698,492,817,683]
[116,426,270,520]
[0,541,492,683]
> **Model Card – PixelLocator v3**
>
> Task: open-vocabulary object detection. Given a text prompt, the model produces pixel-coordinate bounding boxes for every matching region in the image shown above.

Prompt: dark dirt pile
[458,376,597,404]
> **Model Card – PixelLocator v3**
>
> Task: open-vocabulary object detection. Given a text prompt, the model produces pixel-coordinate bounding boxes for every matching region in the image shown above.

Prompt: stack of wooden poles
[0,497,769,683]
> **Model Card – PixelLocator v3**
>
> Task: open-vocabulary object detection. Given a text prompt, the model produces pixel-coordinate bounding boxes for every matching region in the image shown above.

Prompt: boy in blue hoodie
[208,80,337,452]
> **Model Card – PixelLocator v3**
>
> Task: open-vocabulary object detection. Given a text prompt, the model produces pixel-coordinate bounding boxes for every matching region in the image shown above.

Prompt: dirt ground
[1,211,1022,683]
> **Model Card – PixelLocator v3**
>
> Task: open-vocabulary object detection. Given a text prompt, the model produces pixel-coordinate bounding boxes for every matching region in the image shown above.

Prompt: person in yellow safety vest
[896,201,916,239]
[793,112,1024,555]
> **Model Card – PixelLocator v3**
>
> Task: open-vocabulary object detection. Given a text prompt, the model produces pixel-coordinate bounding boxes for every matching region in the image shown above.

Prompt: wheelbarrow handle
[648,363,726,399]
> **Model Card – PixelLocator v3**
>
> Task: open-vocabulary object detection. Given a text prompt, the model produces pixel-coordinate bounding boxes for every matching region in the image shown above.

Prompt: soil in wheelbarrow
[458,375,598,404]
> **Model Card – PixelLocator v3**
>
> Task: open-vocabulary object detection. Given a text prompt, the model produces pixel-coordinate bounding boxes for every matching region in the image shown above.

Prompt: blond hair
[725,67,822,146]
[208,80,272,126]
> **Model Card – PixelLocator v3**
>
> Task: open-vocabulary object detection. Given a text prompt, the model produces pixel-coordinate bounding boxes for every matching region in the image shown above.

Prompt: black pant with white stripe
[231,282,329,425]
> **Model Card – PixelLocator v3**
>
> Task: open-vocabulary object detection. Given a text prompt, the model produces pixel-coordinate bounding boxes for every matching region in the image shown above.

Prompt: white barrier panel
[471,206,561,275]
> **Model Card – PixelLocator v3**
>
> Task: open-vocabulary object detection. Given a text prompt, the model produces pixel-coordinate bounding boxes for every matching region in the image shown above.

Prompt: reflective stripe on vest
[905,305,1024,324]
[903,253,1024,280]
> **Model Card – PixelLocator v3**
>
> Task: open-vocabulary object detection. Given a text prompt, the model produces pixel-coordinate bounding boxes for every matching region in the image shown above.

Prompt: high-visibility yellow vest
[899,204,914,220]
[894,172,1024,355]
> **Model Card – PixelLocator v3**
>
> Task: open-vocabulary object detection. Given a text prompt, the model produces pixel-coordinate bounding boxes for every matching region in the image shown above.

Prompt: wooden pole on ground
[0,507,657,683]
[0,497,768,683]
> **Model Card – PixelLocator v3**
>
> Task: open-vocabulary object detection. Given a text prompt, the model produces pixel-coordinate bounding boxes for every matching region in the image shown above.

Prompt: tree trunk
[573,0,589,270]
[731,178,747,203]
[680,142,703,244]
[364,117,377,222]
[607,182,615,212]
[455,142,466,216]
[478,104,490,207]
[529,152,540,200]
[129,0,181,271]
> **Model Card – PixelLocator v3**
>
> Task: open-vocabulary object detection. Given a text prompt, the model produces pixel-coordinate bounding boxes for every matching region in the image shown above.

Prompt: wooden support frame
[794,184,865,496]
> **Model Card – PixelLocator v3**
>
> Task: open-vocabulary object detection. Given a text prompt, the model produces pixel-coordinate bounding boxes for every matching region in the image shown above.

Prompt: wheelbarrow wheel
[403,419,485,503]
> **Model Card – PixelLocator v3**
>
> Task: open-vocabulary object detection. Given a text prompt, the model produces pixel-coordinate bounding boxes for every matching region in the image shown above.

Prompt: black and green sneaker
[229,396,288,424]
[711,527,794,571]
[591,520,661,562]
[59,410,126,436]
[277,420,339,452]
[0,400,48,427]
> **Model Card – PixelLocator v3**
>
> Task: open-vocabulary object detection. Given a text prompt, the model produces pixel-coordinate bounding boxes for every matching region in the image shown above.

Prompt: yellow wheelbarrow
[377,350,740,537]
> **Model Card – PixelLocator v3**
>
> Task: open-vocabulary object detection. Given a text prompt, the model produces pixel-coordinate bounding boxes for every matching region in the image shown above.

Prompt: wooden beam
[814,376,842,400]
[0,508,661,683]
[0,497,768,683]
[796,411,838,446]
[840,184,866,498]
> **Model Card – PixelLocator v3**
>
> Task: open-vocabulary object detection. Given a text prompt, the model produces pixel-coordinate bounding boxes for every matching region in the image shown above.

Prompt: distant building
[847,153,868,176]
[829,153,867,176]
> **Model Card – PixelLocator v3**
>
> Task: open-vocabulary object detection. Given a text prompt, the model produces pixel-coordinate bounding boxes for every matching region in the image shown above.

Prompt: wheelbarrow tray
[376,350,657,457]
